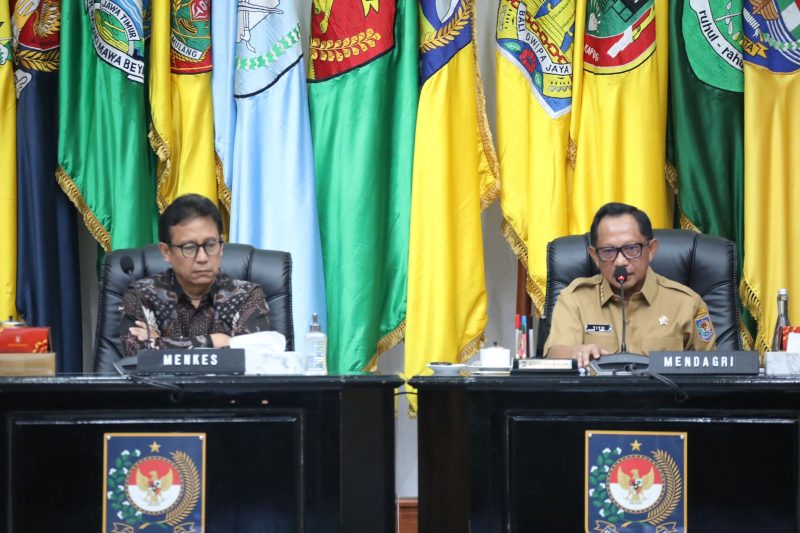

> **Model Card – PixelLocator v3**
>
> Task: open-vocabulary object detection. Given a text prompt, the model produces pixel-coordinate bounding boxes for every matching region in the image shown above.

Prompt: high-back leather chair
[538,229,742,354]
[92,244,294,374]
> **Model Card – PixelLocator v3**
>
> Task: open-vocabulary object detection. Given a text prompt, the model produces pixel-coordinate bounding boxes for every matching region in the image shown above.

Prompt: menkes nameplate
[648,351,759,375]
[137,348,245,374]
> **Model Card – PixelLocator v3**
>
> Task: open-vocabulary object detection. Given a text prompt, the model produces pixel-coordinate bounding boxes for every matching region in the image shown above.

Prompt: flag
[308,0,418,372]
[13,0,83,372]
[149,0,220,212]
[741,0,800,352]
[405,0,499,390]
[495,0,575,313]
[211,0,236,194]
[0,1,17,320]
[57,0,157,251]
[229,1,326,349]
[668,0,751,346]
[568,0,670,232]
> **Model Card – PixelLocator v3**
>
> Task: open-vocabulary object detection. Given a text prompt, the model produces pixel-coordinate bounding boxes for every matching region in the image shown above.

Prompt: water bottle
[304,313,328,375]
[771,288,790,351]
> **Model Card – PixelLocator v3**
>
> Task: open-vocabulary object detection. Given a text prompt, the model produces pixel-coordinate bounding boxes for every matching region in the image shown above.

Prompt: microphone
[614,266,629,353]
[121,256,152,349]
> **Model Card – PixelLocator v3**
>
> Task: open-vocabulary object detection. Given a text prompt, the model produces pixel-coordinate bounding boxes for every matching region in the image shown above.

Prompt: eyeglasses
[169,239,223,259]
[594,241,648,262]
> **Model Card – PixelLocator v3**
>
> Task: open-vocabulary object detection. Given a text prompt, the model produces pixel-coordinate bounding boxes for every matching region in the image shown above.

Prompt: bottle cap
[779,288,789,298]
[309,312,321,332]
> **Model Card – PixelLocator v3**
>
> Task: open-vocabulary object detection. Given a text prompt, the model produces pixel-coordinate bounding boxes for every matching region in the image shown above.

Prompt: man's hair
[589,202,654,247]
[158,194,223,244]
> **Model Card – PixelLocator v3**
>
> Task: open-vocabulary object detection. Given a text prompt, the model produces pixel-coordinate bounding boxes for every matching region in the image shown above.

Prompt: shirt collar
[168,269,221,304]
[599,267,657,306]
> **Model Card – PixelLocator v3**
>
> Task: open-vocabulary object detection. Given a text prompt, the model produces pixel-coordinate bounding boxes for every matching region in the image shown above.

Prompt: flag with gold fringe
[669,0,751,347]
[0,1,17,320]
[405,0,498,401]
[57,0,157,251]
[229,0,327,350]
[308,0,418,373]
[741,0,800,352]
[149,0,222,212]
[568,0,670,232]
[495,0,575,313]
[13,0,83,372]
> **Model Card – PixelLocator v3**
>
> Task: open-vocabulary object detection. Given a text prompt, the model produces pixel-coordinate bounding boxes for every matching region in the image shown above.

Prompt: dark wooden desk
[411,374,800,532]
[0,375,401,532]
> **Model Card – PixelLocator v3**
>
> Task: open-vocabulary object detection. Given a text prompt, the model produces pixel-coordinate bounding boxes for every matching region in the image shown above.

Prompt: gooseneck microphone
[120,256,152,348]
[614,266,630,353]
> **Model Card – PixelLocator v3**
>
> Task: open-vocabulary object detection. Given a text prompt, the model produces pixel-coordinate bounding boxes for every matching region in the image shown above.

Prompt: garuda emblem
[586,431,686,532]
[104,434,205,533]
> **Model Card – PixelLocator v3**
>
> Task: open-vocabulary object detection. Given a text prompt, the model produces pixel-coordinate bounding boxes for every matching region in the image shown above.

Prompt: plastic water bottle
[771,288,791,351]
[304,313,328,375]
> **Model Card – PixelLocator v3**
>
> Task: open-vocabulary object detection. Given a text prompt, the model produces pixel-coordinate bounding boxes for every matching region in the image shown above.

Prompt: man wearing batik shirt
[120,194,270,357]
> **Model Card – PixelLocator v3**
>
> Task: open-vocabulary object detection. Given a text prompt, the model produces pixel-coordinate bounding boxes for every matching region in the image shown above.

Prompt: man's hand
[210,333,231,348]
[547,343,609,368]
[573,344,609,368]
[128,320,160,342]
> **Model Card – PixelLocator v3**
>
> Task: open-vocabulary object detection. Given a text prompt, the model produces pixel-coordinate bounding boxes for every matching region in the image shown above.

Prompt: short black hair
[589,202,654,247]
[158,194,223,244]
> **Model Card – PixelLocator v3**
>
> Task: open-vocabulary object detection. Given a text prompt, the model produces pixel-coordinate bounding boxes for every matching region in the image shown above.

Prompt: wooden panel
[397,498,418,533]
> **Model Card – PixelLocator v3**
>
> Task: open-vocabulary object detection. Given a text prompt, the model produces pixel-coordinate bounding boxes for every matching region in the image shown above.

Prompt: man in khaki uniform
[544,203,716,368]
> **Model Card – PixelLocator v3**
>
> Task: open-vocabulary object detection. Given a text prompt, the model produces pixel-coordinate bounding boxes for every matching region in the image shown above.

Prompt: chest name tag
[585,324,613,333]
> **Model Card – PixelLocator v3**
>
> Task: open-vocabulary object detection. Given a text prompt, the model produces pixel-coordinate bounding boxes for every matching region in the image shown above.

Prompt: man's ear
[648,238,659,260]
[588,246,601,270]
[159,242,172,265]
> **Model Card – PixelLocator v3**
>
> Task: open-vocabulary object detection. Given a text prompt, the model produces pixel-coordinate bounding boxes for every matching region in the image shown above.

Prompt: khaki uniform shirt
[543,268,717,355]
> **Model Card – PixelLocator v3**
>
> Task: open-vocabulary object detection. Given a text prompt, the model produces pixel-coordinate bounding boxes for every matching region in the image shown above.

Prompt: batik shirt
[120,269,271,356]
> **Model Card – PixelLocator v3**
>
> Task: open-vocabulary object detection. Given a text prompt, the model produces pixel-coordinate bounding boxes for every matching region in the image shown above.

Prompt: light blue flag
[230,0,327,345]
[212,0,237,190]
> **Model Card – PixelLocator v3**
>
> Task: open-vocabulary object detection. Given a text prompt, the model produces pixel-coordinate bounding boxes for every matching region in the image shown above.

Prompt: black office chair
[92,243,294,374]
[537,229,742,354]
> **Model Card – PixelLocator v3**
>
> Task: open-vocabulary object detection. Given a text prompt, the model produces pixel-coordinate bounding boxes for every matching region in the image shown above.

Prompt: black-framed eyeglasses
[169,239,224,259]
[594,241,648,262]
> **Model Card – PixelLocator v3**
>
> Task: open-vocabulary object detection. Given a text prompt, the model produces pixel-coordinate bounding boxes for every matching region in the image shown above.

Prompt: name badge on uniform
[585,324,613,333]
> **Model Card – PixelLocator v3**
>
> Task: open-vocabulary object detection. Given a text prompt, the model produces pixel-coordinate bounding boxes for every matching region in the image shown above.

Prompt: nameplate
[648,351,759,375]
[512,358,578,374]
[137,348,245,375]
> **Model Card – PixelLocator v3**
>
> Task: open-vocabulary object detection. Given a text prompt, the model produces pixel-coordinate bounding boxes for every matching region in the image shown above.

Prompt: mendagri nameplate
[648,351,759,375]
[137,348,245,374]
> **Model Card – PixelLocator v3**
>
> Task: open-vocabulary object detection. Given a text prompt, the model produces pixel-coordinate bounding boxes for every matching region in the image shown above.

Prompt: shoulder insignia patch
[695,313,714,342]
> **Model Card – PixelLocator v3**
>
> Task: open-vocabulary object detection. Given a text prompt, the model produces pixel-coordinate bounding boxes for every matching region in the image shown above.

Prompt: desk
[411,375,800,532]
[0,375,401,532]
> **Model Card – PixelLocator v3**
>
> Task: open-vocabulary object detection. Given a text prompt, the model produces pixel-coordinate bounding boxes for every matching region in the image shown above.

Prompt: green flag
[668,0,751,345]
[57,0,157,251]
[308,0,418,373]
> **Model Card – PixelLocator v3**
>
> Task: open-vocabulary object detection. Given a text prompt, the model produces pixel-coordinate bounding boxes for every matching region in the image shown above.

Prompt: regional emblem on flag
[103,433,205,533]
[683,0,744,91]
[309,0,395,82]
[85,0,148,83]
[12,0,60,71]
[742,0,800,72]
[583,0,657,73]
[496,0,574,118]
[586,431,686,532]
[171,0,212,74]
[234,1,303,97]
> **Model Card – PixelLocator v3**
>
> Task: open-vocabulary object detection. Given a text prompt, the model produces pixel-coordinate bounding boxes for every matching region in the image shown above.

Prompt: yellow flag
[740,2,800,352]
[0,4,17,320]
[405,0,498,403]
[149,0,221,211]
[569,0,669,232]
[496,0,575,312]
